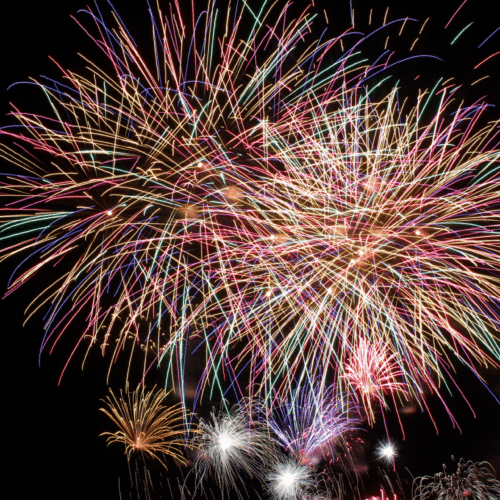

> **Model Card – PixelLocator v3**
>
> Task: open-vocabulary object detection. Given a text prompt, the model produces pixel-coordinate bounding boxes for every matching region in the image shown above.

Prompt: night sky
[1,1,500,499]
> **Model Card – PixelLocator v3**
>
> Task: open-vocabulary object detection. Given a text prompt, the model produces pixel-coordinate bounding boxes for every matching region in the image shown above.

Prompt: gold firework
[100,385,195,468]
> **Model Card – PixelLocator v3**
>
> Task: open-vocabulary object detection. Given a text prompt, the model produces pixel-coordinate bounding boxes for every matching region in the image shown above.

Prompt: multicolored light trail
[1,1,500,498]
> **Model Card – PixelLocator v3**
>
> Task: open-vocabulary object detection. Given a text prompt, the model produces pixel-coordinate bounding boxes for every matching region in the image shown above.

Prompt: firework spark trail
[1,0,500,426]
[0,0,394,384]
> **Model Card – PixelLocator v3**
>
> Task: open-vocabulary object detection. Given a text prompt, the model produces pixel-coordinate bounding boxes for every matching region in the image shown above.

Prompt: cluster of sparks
[2,0,500,498]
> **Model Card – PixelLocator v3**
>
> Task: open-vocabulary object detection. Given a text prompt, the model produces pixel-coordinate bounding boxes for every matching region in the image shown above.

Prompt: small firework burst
[193,405,277,494]
[100,385,192,468]
[413,458,500,500]
[267,457,317,500]
[266,385,359,464]
[343,339,408,425]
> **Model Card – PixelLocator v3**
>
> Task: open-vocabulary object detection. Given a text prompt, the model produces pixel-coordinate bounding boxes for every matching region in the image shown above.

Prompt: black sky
[1,1,500,499]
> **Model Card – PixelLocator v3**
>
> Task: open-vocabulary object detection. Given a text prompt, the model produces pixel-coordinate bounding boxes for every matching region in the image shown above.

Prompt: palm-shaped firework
[100,385,194,468]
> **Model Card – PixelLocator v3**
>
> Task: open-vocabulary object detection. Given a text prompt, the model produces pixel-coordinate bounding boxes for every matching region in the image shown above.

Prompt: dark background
[1,0,499,499]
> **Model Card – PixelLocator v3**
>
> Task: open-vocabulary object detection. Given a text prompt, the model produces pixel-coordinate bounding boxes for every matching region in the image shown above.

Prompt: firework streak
[1,0,500,422]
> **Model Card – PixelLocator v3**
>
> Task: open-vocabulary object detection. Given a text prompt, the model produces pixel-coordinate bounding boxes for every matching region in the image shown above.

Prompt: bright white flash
[381,444,395,458]
[375,440,398,465]
[218,433,234,451]
[280,472,296,487]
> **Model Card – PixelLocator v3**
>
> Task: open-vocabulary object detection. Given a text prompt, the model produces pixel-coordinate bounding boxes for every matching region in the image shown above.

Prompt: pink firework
[343,339,408,425]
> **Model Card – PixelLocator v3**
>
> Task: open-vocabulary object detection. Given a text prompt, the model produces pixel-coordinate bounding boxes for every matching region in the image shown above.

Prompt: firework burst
[266,457,317,500]
[193,404,277,494]
[100,385,193,468]
[265,385,359,464]
[0,0,364,387]
[413,458,500,500]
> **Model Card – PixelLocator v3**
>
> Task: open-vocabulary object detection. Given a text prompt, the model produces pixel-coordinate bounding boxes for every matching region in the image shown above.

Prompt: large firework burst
[1,0,500,421]
[0,0,386,385]
[187,86,500,412]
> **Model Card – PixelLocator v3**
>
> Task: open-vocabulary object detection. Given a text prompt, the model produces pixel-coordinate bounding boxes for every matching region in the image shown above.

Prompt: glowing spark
[375,440,398,466]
